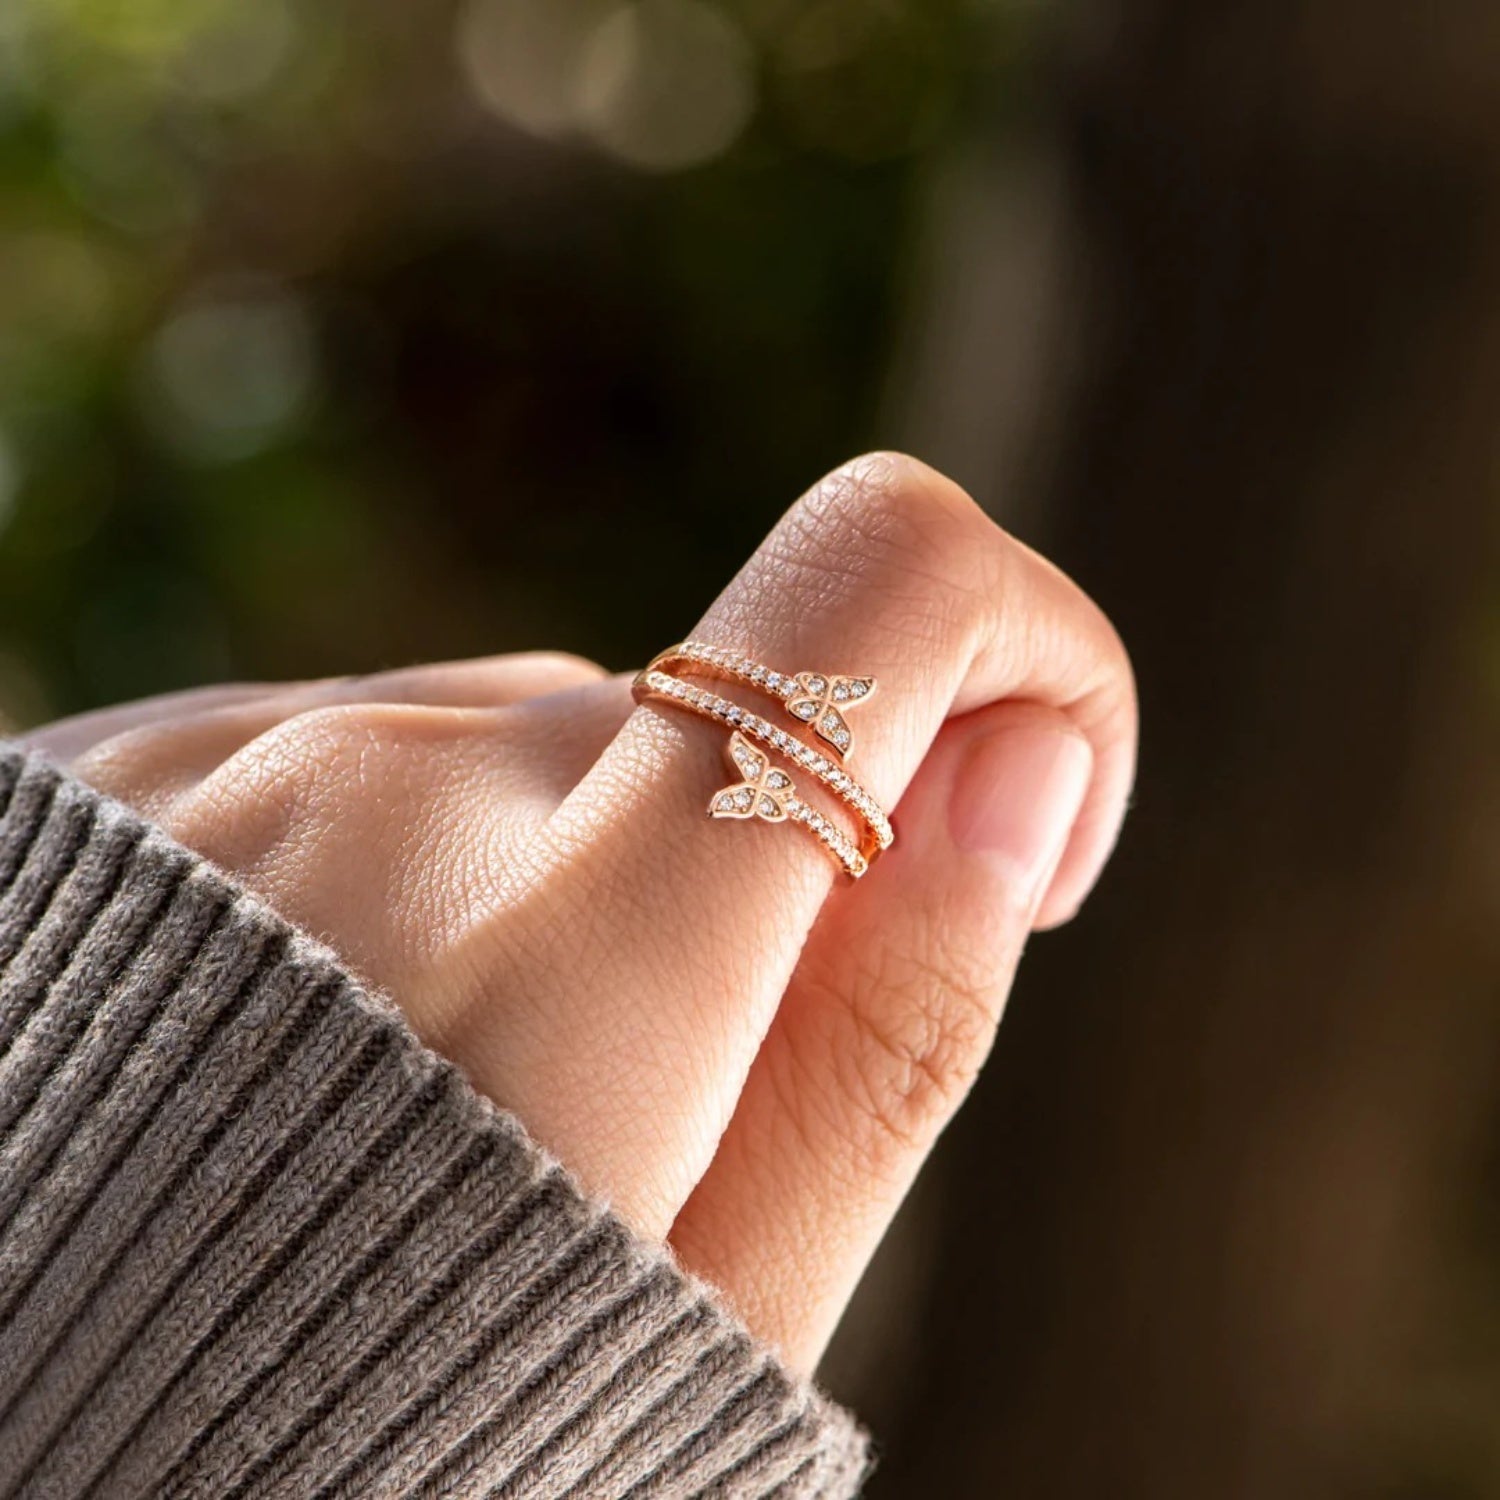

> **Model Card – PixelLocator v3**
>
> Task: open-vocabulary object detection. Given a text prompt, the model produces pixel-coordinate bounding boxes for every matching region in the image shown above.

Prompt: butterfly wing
[828,675,875,704]
[711,733,795,821]
[711,732,791,821]
[812,705,851,754]
[788,673,876,757]
[710,782,759,819]
[787,672,825,727]
[725,730,769,782]
[753,766,794,822]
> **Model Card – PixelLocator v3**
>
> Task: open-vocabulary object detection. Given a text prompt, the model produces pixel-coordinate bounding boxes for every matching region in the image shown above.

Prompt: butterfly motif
[784,672,876,758]
[710,731,796,822]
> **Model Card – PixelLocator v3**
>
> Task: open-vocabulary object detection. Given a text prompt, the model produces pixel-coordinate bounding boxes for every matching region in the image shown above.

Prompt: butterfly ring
[632,653,894,879]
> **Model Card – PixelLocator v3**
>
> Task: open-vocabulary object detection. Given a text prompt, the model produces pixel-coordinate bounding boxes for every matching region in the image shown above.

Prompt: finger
[156,676,634,1034]
[446,454,1136,1235]
[670,700,1092,1371]
[21,684,303,760]
[57,653,609,819]
[24,652,605,762]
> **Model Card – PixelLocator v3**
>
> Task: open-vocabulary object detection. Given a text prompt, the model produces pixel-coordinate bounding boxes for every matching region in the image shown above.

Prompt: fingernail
[948,725,1092,911]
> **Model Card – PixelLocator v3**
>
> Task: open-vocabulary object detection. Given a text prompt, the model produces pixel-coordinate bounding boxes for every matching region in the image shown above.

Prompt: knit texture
[0,744,870,1499]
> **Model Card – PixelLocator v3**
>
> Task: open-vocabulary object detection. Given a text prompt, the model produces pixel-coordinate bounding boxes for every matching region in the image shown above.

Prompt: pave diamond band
[632,664,893,879]
[646,640,877,758]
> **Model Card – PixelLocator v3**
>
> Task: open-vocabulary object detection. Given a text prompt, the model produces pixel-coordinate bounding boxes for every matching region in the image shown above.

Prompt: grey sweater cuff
[0,745,870,1498]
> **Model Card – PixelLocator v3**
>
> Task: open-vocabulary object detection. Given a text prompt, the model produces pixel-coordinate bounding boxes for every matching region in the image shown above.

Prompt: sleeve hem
[0,743,870,1499]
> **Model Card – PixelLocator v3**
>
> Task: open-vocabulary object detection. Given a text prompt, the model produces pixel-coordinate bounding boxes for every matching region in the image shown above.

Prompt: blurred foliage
[0,0,1036,724]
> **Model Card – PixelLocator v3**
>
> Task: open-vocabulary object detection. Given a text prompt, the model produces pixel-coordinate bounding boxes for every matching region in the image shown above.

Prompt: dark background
[2,1,1497,1494]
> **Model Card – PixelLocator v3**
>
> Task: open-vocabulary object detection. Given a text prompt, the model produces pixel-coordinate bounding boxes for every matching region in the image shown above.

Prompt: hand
[27,455,1137,1374]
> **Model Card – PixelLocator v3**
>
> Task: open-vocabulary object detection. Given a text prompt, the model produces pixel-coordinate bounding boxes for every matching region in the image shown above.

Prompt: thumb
[670,701,1094,1372]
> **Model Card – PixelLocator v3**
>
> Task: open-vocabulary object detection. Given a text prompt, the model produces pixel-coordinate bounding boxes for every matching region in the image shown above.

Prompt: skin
[25,453,1137,1376]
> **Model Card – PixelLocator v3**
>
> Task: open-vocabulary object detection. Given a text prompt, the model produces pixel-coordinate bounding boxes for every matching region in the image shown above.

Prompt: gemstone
[833,684,849,701]
[734,790,752,810]
[759,796,779,816]
[804,675,827,694]
[792,701,817,721]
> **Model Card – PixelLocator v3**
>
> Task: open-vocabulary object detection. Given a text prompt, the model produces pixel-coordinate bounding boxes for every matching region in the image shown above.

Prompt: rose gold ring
[631,657,894,880]
[645,640,877,758]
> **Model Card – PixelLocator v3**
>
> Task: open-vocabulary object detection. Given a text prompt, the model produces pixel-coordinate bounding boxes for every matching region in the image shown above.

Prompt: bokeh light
[458,0,753,171]
[0,229,118,346]
[575,0,755,171]
[138,286,318,463]
[456,0,616,140]
[167,0,296,104]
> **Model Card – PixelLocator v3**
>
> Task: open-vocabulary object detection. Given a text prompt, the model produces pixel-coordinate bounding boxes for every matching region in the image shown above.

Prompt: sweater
[0,744,870,1498]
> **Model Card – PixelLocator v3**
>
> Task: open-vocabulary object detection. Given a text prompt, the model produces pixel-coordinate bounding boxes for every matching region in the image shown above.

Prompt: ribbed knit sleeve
[0,744,870,1499]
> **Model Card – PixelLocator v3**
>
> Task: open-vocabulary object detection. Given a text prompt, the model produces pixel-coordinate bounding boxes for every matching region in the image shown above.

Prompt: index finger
[448,453,1137,1233]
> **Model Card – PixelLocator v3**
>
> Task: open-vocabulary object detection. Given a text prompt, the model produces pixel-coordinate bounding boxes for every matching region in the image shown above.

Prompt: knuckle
[166,700,493,902]
[831,931,1008,1164]
[514,650,608,682]
[782,452,1011,641]
[256,702,398,790]
[71,723,181,795]
[201,702,449,827]
[808,452,984,563]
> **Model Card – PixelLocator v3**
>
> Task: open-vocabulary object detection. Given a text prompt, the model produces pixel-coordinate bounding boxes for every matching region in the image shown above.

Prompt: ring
[645,640,877,758]
[632,659,894,879]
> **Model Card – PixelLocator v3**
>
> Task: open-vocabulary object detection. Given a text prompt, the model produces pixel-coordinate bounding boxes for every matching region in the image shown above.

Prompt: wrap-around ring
[632,642,894,879]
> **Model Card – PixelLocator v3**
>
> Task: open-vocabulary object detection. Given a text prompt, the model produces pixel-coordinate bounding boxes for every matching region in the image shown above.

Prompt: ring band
[632,664,893,878]
[645,640,876,758]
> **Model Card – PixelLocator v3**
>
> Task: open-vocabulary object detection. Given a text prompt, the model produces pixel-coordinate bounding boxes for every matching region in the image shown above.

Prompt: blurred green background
[2,0,1498,1495]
